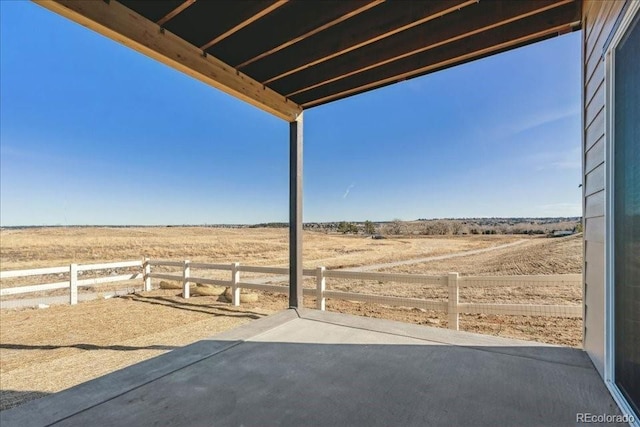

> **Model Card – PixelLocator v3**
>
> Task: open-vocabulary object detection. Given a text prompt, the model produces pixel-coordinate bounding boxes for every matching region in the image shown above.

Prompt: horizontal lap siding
[585,190,605,218]
[582,0,625,377]
[585,0,617,77]
[585,56,604,101]
[585,135,605,173]
[585,216,605,243]
[586,107,605,150]
[585,240,606,373]
[585,80,605,124]
[585,162,605,196]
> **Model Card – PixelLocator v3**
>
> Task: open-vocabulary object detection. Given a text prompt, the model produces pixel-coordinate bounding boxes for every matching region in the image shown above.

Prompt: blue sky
[0,1,582,226]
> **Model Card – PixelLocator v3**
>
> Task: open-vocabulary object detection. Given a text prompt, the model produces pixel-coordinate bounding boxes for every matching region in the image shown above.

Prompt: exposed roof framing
[236,0,385,69]
[34,0,582,121]
[285,0,576,99]
[34,0,302,121]
[199,0,289,51]
[260,0,479,84]
[156,0,195,27]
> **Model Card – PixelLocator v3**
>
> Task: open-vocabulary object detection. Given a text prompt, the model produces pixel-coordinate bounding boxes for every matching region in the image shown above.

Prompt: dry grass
[0,227,521,271]
[0,227,582,411]
[325,235,583,346]
[383,233,582,276]
[0,291,273,410]
[0,227,521,290]
[252,234,583,347]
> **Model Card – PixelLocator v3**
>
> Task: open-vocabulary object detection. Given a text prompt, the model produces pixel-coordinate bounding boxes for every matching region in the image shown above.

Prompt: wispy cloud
[548,159,581,170]
[342,183,355,199]
[532,147,581,171]
[496,105,580,139]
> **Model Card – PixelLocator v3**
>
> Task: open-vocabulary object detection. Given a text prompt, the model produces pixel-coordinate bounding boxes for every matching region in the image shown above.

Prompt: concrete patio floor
[1,309,623,426]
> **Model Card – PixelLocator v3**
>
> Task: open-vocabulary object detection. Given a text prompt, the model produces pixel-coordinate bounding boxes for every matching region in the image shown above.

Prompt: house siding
[582,0,626,377]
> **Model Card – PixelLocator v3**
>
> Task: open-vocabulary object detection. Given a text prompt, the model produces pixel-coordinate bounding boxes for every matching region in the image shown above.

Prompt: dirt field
[0,226,519,270]
[0,293,274,410]
[0,226,521,291]
[0,227,582,411]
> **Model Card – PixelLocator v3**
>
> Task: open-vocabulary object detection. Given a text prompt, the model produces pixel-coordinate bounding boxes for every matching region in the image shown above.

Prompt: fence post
[448,272,459,330]
[231,262,240,306]
[70,263,78,305]
[182,260,191,299]
[143,258,151,291]
[316,266,326,311]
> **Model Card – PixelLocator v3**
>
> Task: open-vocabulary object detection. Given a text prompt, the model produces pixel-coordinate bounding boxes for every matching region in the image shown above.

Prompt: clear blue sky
[0,1,582,226]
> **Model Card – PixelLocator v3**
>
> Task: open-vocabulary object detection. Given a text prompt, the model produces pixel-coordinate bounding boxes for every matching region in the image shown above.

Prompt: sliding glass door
[612,6,640,419]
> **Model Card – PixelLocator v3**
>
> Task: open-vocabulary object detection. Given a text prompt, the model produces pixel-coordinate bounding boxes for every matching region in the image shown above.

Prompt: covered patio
[2,0,633,425]
[27,0,585,309]
[1,309,623,426]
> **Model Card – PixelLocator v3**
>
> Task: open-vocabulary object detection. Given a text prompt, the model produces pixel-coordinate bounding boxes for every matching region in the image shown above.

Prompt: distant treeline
[248,222,289,228]
[1,217,582,237]
[304,217,582,237]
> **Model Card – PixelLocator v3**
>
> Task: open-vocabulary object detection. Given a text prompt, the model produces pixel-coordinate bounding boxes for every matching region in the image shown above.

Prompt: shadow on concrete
[0,308,625,426]
[0,343,177,352]
[0,390,51,412]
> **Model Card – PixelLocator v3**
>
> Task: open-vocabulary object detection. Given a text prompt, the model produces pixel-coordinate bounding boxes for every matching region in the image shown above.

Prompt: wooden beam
[301,20,580,108]
[156,0,195,27]
[286,0,574,98]
[33,0,301,121]
[236,0,385,69]
[199,0,288,51]
[262,0,478,84]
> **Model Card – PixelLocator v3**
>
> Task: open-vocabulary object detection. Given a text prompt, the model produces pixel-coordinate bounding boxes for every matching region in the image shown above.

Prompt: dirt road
[242,239,530,285]
[344,240,529,272]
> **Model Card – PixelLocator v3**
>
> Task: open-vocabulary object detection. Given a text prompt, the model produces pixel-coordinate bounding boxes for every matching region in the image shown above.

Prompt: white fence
[1,259,582,330]
[0,260,143,305]
[147,259,582,331]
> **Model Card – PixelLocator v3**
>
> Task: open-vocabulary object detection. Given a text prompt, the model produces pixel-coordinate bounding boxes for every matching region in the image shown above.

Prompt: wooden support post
[144,258,151,291]
[316,266,326,311]
[289,112,303,308]
[231,262,240,306]
[448,272,459,330]
[70,263,78,305]
[183,260,190,299]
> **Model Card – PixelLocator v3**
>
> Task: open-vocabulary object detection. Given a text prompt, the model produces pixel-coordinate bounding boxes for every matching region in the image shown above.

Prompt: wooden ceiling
[35,0,582,121]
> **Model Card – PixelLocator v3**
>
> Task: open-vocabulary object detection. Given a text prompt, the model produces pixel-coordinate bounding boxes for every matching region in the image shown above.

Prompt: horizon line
[0,216,582,228]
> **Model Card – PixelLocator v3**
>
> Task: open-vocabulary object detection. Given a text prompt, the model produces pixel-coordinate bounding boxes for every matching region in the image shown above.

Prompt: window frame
[604,1,640,423]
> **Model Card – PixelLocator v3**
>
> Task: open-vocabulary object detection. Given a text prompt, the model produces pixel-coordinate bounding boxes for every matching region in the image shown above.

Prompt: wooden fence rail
[1,259,582,330]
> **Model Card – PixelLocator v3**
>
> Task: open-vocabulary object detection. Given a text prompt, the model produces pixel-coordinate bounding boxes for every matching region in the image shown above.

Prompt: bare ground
[0,227,519,271]
[0,293,274,411]
[0,228,582,410]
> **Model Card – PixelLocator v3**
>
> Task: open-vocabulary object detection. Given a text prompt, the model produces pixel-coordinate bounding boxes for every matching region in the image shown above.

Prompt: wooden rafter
[286,0,574,98]
[157,0,195,27]
[34,0,301,121]
[262,0,478,85]
[199,0,288,51]
[236,0,385,70]
[301,21,580,108]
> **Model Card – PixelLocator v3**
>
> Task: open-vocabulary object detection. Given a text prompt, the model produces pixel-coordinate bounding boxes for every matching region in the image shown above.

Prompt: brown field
[0,227,582,411]
[0,226,519,270]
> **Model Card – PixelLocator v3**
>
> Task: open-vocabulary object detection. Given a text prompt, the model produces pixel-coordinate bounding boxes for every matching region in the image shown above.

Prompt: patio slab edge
[296,308,594,369]
[0,309,299,427]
